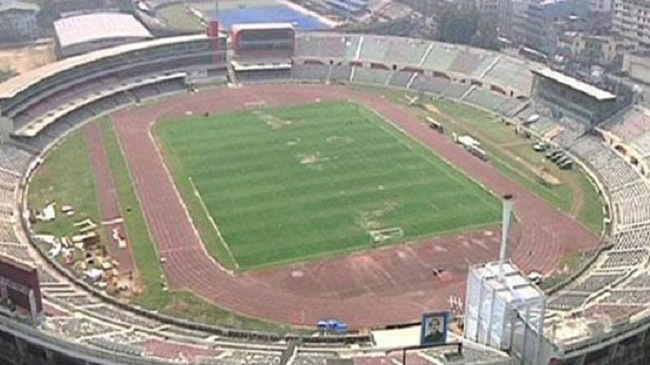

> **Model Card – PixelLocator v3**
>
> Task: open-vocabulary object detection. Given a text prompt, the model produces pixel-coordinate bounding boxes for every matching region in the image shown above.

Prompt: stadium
[0,14,648,365]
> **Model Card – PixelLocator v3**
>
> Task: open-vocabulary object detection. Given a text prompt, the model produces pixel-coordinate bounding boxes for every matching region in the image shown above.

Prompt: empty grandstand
[231,23,295,59]
[532,68,618,125]
[0,28,648,365]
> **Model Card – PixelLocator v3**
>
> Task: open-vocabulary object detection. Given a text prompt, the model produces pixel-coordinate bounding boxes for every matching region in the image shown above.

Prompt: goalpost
[368,227,404,244]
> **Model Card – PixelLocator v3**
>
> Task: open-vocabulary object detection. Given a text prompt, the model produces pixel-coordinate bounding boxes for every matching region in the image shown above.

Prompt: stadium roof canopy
[533,68,616,101]
[54,12,153,49]
[0,34,209,99]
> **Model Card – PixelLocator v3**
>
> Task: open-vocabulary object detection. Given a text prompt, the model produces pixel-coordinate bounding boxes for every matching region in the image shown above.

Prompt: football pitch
[155,102,501,270]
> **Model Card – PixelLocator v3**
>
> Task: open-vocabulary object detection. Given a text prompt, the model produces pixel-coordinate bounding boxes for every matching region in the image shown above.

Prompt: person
[423,316,445,344]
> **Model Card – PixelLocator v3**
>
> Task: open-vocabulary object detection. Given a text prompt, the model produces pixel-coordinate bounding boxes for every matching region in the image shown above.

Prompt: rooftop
[0,34,210,100]
[0,0,39,13]
[54,12,153,49]
[230,22,295,31]
[533,68,616,101]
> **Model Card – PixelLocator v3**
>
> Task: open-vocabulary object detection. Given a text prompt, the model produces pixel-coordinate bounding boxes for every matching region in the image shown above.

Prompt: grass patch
[161,291,295,334]
[100,117,300,332]
[158,3,204,31]
[578,174,605,234]
[432,99,574,211]
[100,118,169,308]
[540,248,598,291]
[28,129,105,240]
[156,101,501,270]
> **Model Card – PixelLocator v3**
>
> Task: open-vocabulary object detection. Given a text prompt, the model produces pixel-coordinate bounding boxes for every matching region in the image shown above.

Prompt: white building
[589,0,612,12]
[54,12,153,58]
[614,0,650,51]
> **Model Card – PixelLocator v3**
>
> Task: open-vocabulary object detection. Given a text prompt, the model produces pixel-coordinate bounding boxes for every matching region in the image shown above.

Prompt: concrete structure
[512,0,590,55]
[558,31,628,68]
[231,23,295,59]
[532,67,617,124]
[589,0,612,13]
[624,51,650,85]
[54,12,153,58]
[478,0,499,18]
[0,0,39,43]
[614,0,650,51]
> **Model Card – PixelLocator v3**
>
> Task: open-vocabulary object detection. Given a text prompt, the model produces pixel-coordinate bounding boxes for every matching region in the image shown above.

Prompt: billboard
[420,311,449,346]
[0,256,42,315]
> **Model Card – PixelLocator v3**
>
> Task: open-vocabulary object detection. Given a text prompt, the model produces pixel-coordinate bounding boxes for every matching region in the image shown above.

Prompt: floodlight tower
[465,193,547,365]
[207,0,220,64]
[498,194,515,282]
[207,0,219,37]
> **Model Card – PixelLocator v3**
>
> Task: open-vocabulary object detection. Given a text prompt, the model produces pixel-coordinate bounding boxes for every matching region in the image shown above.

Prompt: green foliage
[471,17,499,50]
[436,4,498,50]
[0,68,17,83]
[36,0,60,30]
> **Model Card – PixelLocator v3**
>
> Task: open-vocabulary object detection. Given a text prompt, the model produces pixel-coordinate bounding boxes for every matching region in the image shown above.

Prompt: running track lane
[84,123,136,275]
[111,85,598,328]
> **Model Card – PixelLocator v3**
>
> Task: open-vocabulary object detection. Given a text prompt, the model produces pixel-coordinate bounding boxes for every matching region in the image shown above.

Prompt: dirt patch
[253,110,292,129]
[356,201,400,230]
[535,167,560,186]
[424,104,442,115]
[298,152,327,170]
[299,153,321,165]
[0,42,55,75]
[325,135,354,144]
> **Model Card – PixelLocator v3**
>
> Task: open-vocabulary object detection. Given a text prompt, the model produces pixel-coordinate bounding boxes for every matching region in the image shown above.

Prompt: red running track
[84,123,136,276]
[111,85,598,328]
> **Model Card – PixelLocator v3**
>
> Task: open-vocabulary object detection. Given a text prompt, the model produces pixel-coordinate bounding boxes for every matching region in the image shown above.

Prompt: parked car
[528,271,544,285]
[556,155,571,165]
[317,319,349,333]
[550,152,566,162]
[559,160,573,170]
[546,150,563,159]
[533,141,549,152]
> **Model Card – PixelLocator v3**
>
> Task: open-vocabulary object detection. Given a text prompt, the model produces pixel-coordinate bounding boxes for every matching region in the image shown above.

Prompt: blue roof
[216,5,329,30]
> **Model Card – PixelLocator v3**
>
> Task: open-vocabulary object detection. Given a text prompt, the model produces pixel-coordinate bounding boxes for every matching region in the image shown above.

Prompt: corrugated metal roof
[533,68,616,101]
[54,12,153,49]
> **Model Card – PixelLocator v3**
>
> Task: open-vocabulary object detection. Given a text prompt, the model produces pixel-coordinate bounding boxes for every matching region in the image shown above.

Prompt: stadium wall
[231,24,295,59]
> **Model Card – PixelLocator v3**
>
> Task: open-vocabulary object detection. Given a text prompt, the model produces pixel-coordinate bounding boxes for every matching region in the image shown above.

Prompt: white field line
[146,122,235,276]
[279,0,339,27]
[188,176,239,270]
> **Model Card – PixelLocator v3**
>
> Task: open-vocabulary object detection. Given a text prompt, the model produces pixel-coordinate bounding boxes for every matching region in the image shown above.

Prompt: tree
[435,4,498,51]
[36,0,60,33]
[0,68,17,83]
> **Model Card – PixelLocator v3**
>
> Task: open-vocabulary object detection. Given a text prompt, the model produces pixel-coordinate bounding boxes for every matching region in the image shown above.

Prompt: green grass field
[156,102,501,270]
[28,130,106,242]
